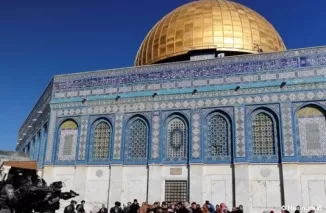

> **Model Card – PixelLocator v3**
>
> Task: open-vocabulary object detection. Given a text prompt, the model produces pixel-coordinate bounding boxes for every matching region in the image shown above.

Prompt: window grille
[253,113,275,155]
[165,180,188,202]
[208,114,229,156]
[128,119,148,158]
[93,121,111,159]
[167,118,187,158]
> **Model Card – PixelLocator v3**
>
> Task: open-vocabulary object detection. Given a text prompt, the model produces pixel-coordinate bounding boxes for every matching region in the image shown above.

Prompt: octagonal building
[15,1,326,213]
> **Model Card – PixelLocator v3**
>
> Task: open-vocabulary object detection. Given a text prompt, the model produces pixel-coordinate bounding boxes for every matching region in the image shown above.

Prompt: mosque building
[14,0,326,212]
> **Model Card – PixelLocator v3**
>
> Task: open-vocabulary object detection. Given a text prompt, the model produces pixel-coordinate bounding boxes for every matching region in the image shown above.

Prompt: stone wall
[43,164,326,213]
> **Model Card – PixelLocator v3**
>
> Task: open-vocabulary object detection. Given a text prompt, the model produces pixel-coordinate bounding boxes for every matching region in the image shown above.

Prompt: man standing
[130,199,140,213]
[64,200,77,213]
[76,200,86,213]
[110,202,123,213]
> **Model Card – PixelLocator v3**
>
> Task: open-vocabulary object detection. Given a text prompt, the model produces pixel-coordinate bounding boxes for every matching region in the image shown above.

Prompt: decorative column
[109,113,124,207]
[112,114,123,163]
[189,109,204,204]
[280,103,301,205]
[234,107,246,160]
[281,103,295,158]
[77,116,89,162]
[148,111,163,203]
[233,106,250,210]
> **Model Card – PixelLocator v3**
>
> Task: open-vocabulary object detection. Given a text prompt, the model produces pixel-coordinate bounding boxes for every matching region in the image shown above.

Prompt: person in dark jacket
[130,199,140,213]
[110,202,123,213]
[64,200,77,213]
[76,200,86,213]
[205,201,215,213]
[294,206,300,213]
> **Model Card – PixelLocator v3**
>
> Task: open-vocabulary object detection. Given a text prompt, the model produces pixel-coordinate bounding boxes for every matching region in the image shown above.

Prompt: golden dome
[135,0,286,66]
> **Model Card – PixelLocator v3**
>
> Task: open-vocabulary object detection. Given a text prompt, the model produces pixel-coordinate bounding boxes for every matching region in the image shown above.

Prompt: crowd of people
[116,200,243,213]
[65,199,316,213]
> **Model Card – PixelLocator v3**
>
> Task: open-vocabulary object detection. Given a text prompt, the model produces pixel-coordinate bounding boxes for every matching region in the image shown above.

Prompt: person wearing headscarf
[219,203,228,213]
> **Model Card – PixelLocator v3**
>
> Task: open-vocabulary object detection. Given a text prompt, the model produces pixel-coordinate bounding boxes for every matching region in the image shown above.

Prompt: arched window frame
[124,116,149,164]
[89,119,113,163]
[204,111,232,163]
[55,119,79,162]
[248,109,279,162]
[295,104,326,158]
[163,114,189,163]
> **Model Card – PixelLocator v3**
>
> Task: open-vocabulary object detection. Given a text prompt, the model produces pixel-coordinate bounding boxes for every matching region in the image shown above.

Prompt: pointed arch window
[297,106,326,156]
[166,117,188,159]
[207,113,230,157]
[125,117,148,162]
[92,121,111,159]
[57,120,78,161]
[252,112,275,155]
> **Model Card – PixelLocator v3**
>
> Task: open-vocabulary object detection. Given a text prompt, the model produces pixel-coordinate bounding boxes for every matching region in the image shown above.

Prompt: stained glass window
[297,106,326,155]
[167,118,187,158]
[93,121,111,159]
[208,114,229,156]
[127,119,148,158]
[253,113,275,155]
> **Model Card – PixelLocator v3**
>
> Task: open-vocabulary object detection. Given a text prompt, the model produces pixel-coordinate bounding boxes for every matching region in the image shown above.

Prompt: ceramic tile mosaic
[281,103,294,156]
[78,118,88,160]
[113,114,123,160]
[54,65,326,99]
[298,117,326,156]
[151,112,160,160]
[53,47,326,92]
[235,107,245,158]
[191,109,201,159]
[17,46,326,165]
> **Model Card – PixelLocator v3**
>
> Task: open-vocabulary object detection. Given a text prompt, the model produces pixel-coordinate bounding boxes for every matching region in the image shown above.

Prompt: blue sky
[0,0,325,151]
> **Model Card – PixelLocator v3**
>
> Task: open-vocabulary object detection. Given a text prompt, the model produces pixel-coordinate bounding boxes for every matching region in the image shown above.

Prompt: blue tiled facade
[16,46,326,168]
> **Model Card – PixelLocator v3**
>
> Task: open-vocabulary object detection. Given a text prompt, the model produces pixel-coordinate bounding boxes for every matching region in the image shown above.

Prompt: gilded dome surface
[135,0,286,66]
